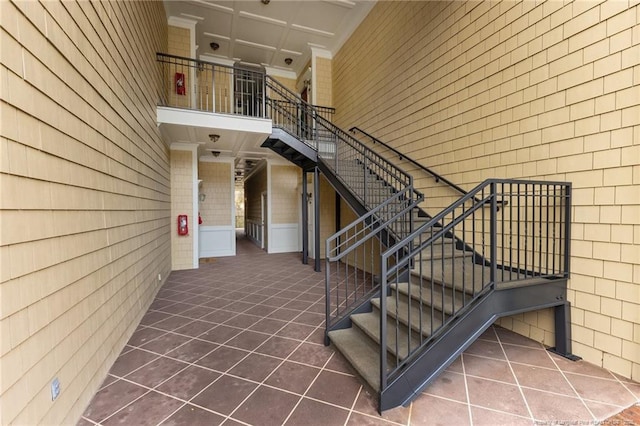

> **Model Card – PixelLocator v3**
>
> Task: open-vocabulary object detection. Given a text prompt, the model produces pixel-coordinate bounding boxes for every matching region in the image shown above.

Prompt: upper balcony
[156,53,334,178]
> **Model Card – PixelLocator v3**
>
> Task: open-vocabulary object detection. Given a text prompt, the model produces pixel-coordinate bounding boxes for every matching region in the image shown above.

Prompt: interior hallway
[79,234,639,425]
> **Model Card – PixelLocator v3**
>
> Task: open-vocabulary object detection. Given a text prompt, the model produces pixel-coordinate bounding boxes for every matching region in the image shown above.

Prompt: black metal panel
[379,280,572,412]
[262,128,318,165]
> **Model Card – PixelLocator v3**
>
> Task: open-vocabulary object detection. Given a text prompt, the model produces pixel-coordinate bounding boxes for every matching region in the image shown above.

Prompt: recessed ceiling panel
[232,44,275,66]
[167,0,375,75]
[290,2,346,34]
[235,15,285,47]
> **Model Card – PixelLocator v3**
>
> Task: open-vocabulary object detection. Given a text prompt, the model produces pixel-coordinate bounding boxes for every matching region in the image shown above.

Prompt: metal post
[550,302,580,360]
[490,181,497,284]
[314,167,321,272]
[564,184,572,277]
[302,171,309,265]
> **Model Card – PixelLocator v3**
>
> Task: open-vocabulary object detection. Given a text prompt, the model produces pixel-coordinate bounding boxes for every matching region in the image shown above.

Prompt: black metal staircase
[156,53,575,413]
[261,76,575,413]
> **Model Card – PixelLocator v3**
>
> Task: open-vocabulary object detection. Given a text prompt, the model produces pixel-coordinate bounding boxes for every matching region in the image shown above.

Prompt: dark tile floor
[80,234,640,425]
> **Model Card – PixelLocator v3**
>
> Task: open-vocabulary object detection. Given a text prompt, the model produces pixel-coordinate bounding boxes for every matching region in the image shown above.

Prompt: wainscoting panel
[269,223,300,253]
[199,226,235,257]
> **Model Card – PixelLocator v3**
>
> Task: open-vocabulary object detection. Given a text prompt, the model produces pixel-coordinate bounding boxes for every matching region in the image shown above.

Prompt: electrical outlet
[51,377,60,401]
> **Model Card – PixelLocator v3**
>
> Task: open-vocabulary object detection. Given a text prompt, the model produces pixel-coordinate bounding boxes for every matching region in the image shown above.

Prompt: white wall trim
[269,223,301,253]
[158,106,272,135]
[199,226,235,257]
[198,156,235,164]
[310,47,332,60]
[199,54,236,67]
[264,66,297,80]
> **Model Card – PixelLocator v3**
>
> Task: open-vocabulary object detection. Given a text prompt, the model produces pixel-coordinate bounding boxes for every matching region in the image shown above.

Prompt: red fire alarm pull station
[177,215,188,235]
[175,72,185,95]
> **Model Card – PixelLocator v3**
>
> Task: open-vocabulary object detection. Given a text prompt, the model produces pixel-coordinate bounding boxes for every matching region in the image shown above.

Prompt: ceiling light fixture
[209,134,220,143]
[261,0,270,4]
[211,151,221,157]
[210,42,219,51]
[284,57,292,65]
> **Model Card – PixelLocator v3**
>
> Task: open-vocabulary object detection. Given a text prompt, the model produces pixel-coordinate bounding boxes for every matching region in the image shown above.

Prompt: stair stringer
[262,128,318,169]
[379,279,569,412]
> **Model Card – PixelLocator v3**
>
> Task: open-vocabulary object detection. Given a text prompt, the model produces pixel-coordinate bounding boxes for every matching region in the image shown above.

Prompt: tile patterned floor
[80,235,639,426]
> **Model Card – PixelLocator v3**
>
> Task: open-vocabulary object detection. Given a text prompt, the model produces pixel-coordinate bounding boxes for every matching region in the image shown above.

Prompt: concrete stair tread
[412,257,489,294]
[371,296,444,337]
[351,312,421,360]
[412,238,473,260]
[328,328,381,391]
[391,282,471,316]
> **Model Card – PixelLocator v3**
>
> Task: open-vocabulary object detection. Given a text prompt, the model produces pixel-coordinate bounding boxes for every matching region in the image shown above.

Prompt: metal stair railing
[378,179,571,394]
[349,127,508,210]
[265,76,335,151]
[265,77,420,212]
[255,81,428,336]
[325,186,423,330]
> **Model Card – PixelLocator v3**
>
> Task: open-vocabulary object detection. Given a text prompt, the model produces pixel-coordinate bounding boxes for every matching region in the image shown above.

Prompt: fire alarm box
[175,72,185,95]
[177,215,188,235]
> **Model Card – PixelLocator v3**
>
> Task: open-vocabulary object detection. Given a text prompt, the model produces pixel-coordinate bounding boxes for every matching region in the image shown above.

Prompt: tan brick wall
[245,164,267,235]
[315,56,333,107]
[170,149,195,269]
[166,25,191,108]
[271,75,297,94]
[318,174,336,259]
[334,0,639,380]
[0,1,169,424]
[271,165,301,224]
[199,161,233,226]
[168,25,189,57]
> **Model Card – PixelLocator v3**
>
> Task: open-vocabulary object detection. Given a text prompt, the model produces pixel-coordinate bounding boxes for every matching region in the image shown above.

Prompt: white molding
[310,47,332,60]
[199,226,235,257]
[269,223,300,253]
[168,16,197,30]
[264,66,297,80]
[157,107,272,134]
[170,142,199,151]
[199,54,236,67]
[198,156,235,164]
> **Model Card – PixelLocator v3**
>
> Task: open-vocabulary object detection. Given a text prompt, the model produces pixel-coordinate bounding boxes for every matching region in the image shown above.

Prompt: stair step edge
[328,328,380,391]
[370,297,443,337]
[351,312,420,360]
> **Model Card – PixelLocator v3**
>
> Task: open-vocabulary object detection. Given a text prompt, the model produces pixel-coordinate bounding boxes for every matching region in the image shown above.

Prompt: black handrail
[350,127,507,207]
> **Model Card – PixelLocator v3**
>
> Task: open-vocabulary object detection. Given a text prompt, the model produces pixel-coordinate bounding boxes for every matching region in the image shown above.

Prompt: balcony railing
[157,52,266,118]
[156,53,335,125]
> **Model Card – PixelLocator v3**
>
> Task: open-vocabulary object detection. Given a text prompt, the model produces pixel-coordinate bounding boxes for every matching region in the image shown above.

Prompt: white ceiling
[163,0,376,76]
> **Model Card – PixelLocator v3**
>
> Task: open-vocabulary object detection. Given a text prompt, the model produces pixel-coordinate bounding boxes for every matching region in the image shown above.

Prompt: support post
[314,166,321,272]
[302,171,308,265]
[549,302,581,361]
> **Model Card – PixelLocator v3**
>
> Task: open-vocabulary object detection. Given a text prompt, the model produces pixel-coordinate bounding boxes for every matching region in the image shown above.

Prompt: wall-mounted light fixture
[209,134,220,143]
[211,151,221,157]
[210,42,219,51]
[284,57,292,66]
[261,0,270,4]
